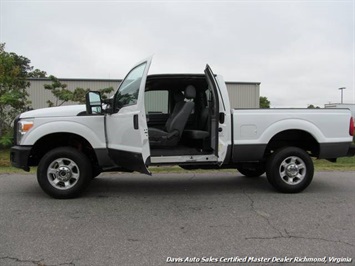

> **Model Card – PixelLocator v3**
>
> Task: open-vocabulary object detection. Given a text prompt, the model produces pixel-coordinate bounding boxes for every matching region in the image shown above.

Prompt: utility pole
[338,87,346,104]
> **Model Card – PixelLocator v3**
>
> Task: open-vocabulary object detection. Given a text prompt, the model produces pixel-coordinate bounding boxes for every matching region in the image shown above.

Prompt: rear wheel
[266,147,314,193]
[37,147,92,199]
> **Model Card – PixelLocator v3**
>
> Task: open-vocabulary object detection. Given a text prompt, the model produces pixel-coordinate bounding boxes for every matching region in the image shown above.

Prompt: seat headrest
[185,85,196,99]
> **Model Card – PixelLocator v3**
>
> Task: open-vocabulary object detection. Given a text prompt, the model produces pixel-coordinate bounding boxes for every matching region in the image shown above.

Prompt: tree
[0,43,46,146]
[44,76,73,107]
[28,68,47,78]
[44,76,114,107]
[307,104,320,109]
[260,96,270,108]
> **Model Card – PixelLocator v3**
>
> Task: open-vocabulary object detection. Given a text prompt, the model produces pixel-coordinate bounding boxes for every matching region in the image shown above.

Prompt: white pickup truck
[10,57,355,198]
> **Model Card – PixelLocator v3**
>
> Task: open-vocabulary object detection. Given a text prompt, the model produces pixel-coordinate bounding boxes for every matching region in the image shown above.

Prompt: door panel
[106,57,152,174]
[204,65,229,164]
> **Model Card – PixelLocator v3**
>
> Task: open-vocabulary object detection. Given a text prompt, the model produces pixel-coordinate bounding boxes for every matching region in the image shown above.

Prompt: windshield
[115,62,147,111]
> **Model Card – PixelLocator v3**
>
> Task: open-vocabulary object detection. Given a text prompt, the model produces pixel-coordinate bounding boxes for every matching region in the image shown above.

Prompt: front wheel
[37,147,92,199]
[266,147,314,193]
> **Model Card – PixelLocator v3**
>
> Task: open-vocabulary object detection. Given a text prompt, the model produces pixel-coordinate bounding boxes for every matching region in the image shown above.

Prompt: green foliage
[28,68,47,78]
[0,45,29,114]
[71,87,114,104]
[45,75,114,106]
[0,132,13,148]
[72,88,88,103]
[44,76,71,106]
[99,87,114,100]
[0,43,45,141]
[260,96,270,108]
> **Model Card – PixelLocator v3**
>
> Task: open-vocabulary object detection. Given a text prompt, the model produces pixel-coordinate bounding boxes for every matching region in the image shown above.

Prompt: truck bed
[231,108,353,162]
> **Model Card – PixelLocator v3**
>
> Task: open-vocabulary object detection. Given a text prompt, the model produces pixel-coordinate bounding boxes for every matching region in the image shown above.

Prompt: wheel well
[28,133,99,167]
[266,130,319,157]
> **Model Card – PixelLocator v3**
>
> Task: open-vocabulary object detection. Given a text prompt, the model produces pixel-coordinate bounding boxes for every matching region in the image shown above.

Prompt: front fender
[21,119,106,149]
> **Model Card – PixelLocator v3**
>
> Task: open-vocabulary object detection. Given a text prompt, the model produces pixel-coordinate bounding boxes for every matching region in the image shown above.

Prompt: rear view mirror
[86,91,102,115]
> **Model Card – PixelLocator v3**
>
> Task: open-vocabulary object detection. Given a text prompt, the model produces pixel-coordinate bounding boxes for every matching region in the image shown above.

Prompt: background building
[325,103,355,118]
[27,78,260,110]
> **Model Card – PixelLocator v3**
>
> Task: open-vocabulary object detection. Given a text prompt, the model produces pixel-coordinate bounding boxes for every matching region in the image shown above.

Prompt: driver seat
[148,85,196,147]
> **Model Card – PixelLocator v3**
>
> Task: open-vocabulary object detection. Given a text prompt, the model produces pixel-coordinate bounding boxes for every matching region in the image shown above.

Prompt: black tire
[236,163,265,177]
[266,147,314,193]
[92,165,102,179]
[37,147,92,199]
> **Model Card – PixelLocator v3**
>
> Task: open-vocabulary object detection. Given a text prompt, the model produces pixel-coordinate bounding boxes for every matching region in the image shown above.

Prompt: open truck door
[106,57,152,174]
[204,64,230,165]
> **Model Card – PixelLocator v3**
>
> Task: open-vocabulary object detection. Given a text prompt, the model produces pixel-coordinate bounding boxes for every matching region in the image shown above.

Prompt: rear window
[145,90,169,114]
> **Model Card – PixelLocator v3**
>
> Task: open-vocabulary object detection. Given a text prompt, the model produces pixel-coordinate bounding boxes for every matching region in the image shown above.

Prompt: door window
[114,62,146,111]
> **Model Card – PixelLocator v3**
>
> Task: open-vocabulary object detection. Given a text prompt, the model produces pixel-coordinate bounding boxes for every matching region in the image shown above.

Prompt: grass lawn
[313,156,355,171]
[1,149,354,174]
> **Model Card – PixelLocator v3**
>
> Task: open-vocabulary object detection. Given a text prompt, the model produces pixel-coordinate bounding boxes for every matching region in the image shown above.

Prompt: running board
[150,154,218,164]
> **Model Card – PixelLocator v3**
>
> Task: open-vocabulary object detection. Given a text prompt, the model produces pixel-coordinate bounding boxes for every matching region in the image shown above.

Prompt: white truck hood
[20,105,86,119]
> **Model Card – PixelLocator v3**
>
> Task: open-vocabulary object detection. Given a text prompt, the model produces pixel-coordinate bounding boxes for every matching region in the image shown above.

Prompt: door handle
[133,114,139,130]
[219,112,225,124]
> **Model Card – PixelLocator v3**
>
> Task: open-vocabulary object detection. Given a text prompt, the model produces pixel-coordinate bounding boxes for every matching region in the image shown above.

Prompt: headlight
[17,119,34,145]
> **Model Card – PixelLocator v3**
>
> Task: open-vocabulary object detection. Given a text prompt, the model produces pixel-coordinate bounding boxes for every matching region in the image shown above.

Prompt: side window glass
[145,90,169,114]
[115,62,146,111]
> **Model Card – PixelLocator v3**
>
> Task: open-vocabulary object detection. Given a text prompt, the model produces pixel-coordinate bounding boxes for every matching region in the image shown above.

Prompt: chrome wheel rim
[279,156,306,185]
[47,158,80,190]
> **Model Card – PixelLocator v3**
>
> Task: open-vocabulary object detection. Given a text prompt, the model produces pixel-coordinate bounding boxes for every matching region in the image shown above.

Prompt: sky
[1,0,354,108]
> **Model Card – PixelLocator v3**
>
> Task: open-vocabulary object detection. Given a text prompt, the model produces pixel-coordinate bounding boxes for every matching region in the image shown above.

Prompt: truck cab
[85,57,231,174]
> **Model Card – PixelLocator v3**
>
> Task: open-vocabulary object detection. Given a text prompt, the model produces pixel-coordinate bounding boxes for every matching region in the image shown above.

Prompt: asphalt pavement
[0,171,354,266]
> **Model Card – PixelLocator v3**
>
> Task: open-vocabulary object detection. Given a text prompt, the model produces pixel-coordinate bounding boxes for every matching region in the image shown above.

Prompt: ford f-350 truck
[10,57,355,198]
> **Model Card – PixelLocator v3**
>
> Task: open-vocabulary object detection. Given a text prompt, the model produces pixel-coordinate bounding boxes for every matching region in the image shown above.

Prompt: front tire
[37,147,92,199]
[266,147,314,193]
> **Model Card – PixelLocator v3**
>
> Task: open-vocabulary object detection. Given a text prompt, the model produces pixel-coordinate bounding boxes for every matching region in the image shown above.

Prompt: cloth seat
[183,108,210,140]
[148,85,196,147]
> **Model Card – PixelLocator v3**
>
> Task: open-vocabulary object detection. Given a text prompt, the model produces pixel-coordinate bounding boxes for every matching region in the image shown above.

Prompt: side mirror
[86,91,102,115]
